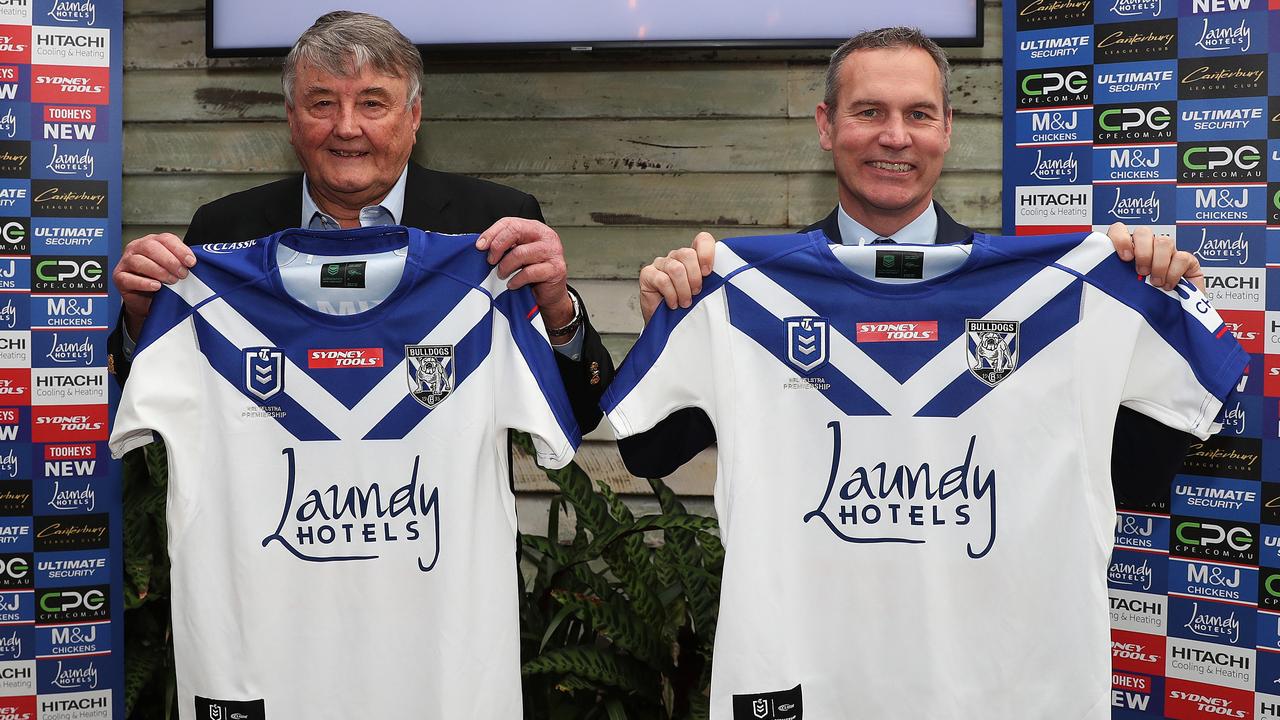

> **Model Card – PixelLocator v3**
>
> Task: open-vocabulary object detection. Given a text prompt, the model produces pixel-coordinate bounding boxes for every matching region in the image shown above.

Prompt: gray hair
[281,11,423,107]
[824,27,952,120]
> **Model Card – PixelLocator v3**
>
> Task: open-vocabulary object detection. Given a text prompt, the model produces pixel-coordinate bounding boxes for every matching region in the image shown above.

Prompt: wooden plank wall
[122,0,1003,528]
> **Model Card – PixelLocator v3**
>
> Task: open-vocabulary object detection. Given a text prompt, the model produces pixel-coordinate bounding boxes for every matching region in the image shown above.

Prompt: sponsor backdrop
[0,0,123,718]
[1004,0,1279,717]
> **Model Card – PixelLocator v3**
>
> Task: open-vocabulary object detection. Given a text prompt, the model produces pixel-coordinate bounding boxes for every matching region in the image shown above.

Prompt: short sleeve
[1082,256,1248,439]
[601,278,727,439]
[491,289,579,468]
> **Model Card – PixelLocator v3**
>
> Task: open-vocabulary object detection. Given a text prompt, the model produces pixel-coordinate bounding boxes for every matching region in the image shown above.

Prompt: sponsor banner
[1172,473,1260,518]
[1217,392,1262,438]
[1117,511,1172,551]
[0,297,26,331]
[1094,143,1178,182]
[1016,64,1093,109]
[35,0,101,29]
[0,1,31,25]
[33,622,105,660]
[1264,567,1280,608]
[1095,61,1179,104]
[36,478,97,514]
[0,102,28,143]
[34,550,105,587]
[1014,0,1093,30]
[0,588,32,625]
[1182,224,1264,267]
[0,659,34,696]
[31,330,100,368]
[36,442,101,481]
[1014,26,1093,68]
[0,179,28,216]
[1171,557,1259,603]
[1261,687,1280,718]
[35,104,104,144]
[1113,671,1164,715]
[30,295,104,330]
[31,140,94,180]
[37,655,100,694]
[0,64,26,103]
[1180,0,1266,12]
[1169,595,1256,648]
[34,584,105,625]
[1095,101,1177,144]
[0,444,28,484]
[0,481,32,516]
[1094,182,1177,225]
[1166,636,1256,690]
[29,405,105,443]
[1172,515,1260,563]
[29,367,103,405]
[1179,140,1268,184]
[0,139,28,179]
[1115,628,1168,676]
[1014,106,1093,146]
[0,624,32,661]
[1179,10,1267,57]
[1015,184,1092,225]
[37,689,111,720]
[0,551,29,590]
[0,216,29,256]
[31,514,103,552]
[30,65,105,105]
[1179,97,1269,141]
[1096,19,1180,64]
[1178,54,1269,100]
[30,26,105,68]
[29,180,103,219]
[29,255,101,295]
[0,257,29,292]
[1178,184,1268,224]
[1167,677,1253,718]
[1012,145,1088,185]
[30,219,105,256]
[1202,267,1266,310]
[1270,139,1280,177]
[0,518,31,553]
[0,330,30,368]
[1098,0,1176,22]
[1112,588,1170,634]
[1112,546,1170,593]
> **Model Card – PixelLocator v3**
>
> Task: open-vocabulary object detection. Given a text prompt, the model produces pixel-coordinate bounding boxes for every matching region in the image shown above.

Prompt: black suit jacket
[109,161,615,433]
[616,204,1191,505]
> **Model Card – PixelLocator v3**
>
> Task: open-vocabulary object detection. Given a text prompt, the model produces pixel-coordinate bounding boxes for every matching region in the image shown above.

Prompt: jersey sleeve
[1083,254,1248,440]
[600,279,727,440]
[491,289,580,469]
[109,283,204,459]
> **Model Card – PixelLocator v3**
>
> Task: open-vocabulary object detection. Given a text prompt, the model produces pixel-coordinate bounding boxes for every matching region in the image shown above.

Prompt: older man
[109,11,612,430]
[623,27,1203,503]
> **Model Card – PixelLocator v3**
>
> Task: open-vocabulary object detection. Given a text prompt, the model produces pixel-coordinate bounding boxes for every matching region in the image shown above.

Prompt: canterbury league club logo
[965,320,1019,387]
[406,345,454,408]
[785,316,828,372]
[243,347,284,401]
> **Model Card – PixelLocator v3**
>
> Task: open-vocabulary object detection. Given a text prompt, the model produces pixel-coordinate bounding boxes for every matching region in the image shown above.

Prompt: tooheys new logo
[36,584,106,623]
[0,140,27,180]
[1015,0,1092,30]
[1179,54,1267,100]
[1172,517,1258,563]
[1094,19,1178,63]
[1179,141,1264,182]
[30,255,102,293]
[30,179,105,218]
[0,218,26,256]
[1094,102,1174,143]
[33,513,106,551]
[1017,65,1091,108]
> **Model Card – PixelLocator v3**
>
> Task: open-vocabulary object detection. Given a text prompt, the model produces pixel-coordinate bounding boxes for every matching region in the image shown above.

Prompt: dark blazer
[616,204,1191,505]
[109,161,615,433]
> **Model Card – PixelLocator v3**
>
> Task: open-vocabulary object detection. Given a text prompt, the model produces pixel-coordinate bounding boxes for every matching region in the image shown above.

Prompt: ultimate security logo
[1017,65,1092,109]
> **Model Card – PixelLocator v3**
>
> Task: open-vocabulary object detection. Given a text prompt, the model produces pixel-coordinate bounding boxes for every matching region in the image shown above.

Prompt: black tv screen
[207,0,982,56]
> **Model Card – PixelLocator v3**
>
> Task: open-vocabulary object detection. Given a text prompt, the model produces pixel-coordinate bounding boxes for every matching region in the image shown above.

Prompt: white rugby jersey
[110,226,579,720]
[603,231,1245,720]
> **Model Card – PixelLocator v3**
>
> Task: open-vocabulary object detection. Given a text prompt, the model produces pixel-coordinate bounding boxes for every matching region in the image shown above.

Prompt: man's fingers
[1107,222,1134,262]
[154,233,196,268]
[692,232,717,275]
[1166,251,1203,293]
[1130,226,1155,277]
[670,247,702,299]
[114,271,163,293]
[124,253,183,285]
[495,241,539,279]
[640,260,679,310]
[658,255,694,308]
[1148,233,1174,288]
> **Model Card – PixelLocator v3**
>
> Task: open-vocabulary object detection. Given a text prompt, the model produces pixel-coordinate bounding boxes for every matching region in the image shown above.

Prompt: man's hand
[112,233,196,339]
[476,218,575,333]
[639,232,717,325]
[1106,222,1204,293]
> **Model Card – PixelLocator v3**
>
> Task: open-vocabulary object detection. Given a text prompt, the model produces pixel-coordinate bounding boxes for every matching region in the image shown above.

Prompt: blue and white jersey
[603,231,1246,720]
[109,226,579,720]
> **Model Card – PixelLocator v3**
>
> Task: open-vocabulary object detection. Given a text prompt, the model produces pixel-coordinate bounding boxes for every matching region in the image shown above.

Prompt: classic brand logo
[406,344,454,408]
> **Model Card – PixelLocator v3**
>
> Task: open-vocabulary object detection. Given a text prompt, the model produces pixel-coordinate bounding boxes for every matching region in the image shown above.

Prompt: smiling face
[816,46,952,237]
[285,60,421,216]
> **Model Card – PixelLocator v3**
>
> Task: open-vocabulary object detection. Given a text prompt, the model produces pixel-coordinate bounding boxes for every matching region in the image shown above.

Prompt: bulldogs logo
[406,345,454,409]
[966,320,1020,386]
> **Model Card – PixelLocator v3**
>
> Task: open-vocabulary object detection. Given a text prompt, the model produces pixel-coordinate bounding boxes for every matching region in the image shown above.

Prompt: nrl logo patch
[243,347,284,401]
[407,344,454,409]
[785,316,828,373]
[966,319,1019,387]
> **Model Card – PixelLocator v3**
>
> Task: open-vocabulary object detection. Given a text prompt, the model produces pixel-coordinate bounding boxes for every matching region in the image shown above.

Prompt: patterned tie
[870,237,897,245]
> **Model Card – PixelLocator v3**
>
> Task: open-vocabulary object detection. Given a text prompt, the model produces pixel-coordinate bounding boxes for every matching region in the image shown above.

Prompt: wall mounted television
[206,0,982,57]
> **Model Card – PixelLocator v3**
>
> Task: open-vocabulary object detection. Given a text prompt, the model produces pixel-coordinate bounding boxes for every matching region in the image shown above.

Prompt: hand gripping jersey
[109,226,579,720]
[602,231,1246,720]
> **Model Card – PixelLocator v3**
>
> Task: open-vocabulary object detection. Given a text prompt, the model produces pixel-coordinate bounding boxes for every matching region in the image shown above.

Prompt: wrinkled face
[816,47,952,235]
[285,61,421,210]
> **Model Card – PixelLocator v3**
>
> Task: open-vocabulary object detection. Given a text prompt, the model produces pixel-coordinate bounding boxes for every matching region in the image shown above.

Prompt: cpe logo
[1174,518,1257,563]
[1017,67,1091,109]
[1095,104,1174,143]
[1179,142,1264,182]
[30,254,102,293]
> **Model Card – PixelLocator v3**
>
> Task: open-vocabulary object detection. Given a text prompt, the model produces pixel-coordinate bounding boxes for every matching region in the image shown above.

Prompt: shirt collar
[301,165,409,228]
[836,202,939,246]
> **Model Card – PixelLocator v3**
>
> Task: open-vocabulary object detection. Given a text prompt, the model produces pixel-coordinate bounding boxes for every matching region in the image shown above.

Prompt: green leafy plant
[516,434,724,720]
[121,436,724,719]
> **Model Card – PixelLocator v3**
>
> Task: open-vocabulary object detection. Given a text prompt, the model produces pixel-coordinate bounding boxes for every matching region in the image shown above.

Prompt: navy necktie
[871,237,897,245]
